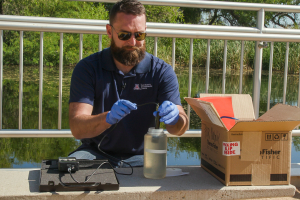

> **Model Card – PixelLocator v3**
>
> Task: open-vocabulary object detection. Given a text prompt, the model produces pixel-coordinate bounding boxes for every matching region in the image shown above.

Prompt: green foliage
[1,0,300,72]
[2,0,108,18]
[2,0,300,168]
[2,0,109,67]
[145,5,184,23]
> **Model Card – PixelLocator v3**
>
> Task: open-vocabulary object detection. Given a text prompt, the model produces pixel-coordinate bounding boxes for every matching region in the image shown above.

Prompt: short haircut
[109,0,146,25]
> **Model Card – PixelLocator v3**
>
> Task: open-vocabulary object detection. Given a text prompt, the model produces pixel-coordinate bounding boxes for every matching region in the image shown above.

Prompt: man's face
[107,12,147,67]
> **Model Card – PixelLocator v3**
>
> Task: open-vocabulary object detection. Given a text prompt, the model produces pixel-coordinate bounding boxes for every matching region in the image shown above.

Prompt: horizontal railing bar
[0,15,108,26]
[0,130,73,138]
[150,23,259,33]
[265,28,300,35]
[1,21,300,42]
[0,15,260,33]
[145,29,300,42]
[0,21,107,34]
[0,129,300,138]
[0,129,200,138]
[69,0,300,12]
[3,15,300,35]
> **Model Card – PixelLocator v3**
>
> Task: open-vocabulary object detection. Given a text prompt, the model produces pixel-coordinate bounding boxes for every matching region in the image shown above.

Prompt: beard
[110,38,146,67]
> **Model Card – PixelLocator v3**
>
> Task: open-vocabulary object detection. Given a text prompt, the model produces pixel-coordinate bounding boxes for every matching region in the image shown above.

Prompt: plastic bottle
[143,127,167,179]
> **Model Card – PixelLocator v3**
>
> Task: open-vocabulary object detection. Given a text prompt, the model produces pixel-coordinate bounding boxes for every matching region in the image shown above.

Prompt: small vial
[143,127,167,179]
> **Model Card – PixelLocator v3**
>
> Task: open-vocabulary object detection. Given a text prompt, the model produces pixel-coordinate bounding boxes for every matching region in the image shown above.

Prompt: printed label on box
[222,141,240,156]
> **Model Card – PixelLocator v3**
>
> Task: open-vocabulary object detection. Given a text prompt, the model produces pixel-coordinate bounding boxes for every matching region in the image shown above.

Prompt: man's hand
[153,101,179,125]
[106,99,137,125]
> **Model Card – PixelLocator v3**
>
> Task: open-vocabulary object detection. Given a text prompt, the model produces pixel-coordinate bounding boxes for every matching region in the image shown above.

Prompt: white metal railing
[0,129,299,138]
[0,0,300,137]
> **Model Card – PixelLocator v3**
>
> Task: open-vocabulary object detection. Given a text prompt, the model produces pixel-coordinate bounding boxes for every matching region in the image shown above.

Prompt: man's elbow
[177,113,189,136]
[69,122,84,139]
[70,128,82,139]
[166,116,189,136]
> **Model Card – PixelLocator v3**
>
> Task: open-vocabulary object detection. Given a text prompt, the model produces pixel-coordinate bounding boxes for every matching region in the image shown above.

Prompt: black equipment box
[39,159,120,192]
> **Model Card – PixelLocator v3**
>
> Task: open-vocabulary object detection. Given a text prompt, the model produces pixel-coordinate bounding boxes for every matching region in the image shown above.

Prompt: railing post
[58,33,63,130]
[79,33,83,60]
[19,31,24,130]
[39,32,44,130]
[252,8,265,119]
[239,41,245,94]
[154,37,158,57]
[172,38,176,71]
[222,40,227,94]
[205,39,211,93]
[283,42,289,104]
[267,42,274,111]
[99,35,102,51]
[187,38,193,129]
[0,30,3,129]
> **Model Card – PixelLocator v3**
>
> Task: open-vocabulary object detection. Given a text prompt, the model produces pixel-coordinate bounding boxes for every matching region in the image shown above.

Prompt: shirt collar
[101,47,151,74]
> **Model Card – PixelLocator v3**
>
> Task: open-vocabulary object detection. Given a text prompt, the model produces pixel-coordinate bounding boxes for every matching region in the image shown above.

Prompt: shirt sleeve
[69,59,95,106]
[157,62,182,106]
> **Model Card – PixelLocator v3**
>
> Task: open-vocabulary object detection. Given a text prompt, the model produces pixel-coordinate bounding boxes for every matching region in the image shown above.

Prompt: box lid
[230,103,300,132]
[185,94,255,130]
[229,121,300,132]
[258,103,300,121]
[185,95,300,132]
[185,97,225,128]
[198,94,255,121]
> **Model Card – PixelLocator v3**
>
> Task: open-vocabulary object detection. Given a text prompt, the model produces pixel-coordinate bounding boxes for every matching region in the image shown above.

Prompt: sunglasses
[110,25,147,41]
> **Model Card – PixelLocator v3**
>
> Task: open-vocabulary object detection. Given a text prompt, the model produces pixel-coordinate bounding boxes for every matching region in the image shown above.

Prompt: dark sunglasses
[110,25,147,41]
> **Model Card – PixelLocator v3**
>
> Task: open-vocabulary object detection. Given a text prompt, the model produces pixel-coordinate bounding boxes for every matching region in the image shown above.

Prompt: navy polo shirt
[69,47,181,155]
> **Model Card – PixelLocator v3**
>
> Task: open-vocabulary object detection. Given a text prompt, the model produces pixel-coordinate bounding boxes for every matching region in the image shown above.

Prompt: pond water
[0,66,300,168]
[8,137,300,168]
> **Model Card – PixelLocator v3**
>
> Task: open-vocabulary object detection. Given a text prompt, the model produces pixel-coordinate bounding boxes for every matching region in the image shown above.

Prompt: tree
[181,0,300,28]
[0,0,3,15]
[145,5,184,23]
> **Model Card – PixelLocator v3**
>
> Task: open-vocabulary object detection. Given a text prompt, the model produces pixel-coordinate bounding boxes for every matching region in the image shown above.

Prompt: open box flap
[199,94,255,121]
[184,97,226,129]
[258,103,300,121]
[230,120,300,132]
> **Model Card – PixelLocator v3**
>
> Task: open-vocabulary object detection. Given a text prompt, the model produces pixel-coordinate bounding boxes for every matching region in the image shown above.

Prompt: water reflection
[0,138,80,168]
[0,66,300,168]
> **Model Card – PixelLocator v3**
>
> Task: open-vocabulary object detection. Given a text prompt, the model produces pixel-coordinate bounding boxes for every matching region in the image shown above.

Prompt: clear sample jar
[143,127,167,179]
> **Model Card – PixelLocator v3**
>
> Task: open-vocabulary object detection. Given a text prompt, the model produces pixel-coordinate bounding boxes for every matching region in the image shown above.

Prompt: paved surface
[0,166,296,200]
[243,188,300,199]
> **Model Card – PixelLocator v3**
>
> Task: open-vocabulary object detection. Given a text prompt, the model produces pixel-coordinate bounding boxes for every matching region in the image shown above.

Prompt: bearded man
[68,0,188,167]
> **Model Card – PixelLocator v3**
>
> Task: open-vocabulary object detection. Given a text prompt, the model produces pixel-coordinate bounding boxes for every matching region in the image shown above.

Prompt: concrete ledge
[0,166,296,200]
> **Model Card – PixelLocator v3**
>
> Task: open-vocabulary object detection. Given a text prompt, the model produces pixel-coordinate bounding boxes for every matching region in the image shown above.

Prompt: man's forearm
[166,112,189,136]
[69,111,112,139]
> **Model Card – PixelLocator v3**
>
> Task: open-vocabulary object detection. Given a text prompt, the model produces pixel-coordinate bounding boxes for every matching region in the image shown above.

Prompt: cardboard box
[185,94,300,186]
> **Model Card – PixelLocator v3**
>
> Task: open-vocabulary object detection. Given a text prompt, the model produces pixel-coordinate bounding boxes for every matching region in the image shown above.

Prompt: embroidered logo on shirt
[134,84,141,90]
[133,84,153,90]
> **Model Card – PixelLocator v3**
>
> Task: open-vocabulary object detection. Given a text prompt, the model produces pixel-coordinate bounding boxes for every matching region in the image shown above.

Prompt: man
[68,0,188,167]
